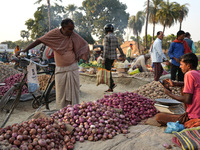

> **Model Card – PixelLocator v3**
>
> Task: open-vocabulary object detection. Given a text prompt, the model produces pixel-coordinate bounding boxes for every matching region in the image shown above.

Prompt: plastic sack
[27,62,40,93]
[128,68,140,75]
[165,121,185,134]
[96,68,110,87]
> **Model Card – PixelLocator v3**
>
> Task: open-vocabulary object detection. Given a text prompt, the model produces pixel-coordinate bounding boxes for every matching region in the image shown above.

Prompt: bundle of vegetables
[0,64,20,82]
[51,102,129,142]
[0,118,75,150]
[79,63,102,69]
[133,81,181,100]
[97,92,158,126]
[0,74,28,96]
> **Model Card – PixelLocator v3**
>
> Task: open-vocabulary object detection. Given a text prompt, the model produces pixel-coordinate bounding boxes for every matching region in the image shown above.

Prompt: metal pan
[155,98,182,106]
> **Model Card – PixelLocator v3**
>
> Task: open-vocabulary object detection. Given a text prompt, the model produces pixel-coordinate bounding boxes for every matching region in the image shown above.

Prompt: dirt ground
[2,75,180,150]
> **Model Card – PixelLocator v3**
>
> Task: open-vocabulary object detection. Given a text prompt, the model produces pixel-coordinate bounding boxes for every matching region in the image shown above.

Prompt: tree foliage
[128,11,145,53]
[20,30,30,41]
[82,0,129,43]
[25,4,64,40]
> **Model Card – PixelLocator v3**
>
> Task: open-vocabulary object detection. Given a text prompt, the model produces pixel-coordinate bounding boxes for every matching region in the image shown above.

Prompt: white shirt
[150,38,167,63]
[131,55,148,72]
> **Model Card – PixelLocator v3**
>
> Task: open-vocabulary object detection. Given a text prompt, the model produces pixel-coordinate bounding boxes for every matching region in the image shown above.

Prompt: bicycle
[0,57,56,128]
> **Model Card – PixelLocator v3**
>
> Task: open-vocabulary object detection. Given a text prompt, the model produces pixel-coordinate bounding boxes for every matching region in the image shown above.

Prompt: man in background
[168,30,191,81]
[131,54,150,72]
[126,43,132,62]
[150,31,168,81]
[102,24,125,92]
[184,32,196,53]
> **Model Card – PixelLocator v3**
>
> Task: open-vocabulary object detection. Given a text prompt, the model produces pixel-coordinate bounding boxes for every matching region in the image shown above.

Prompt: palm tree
[175,3,189,30]
[35,0,62,31]
[148,0,163,40]
[144,0,150,49]
[65,4,77,19]
[157,0,178,34]
[128,11,145,54]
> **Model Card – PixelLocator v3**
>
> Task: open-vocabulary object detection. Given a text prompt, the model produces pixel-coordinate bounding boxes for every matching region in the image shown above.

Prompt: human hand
[15,51,21,57]
[163,87,172,95]
[163,79,174,87]
[174,57,180,63]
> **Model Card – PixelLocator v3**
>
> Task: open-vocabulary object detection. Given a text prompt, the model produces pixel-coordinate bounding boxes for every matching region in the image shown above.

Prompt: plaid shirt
[103,33,124,60]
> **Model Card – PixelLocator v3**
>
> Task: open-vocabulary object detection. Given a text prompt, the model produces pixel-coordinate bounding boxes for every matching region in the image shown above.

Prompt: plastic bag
[128,68,140,75]
[27,62,40,93]
[165,121,185,134]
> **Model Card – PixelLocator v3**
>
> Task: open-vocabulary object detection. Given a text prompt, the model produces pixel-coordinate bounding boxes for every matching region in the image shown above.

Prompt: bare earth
[3,75,180,150]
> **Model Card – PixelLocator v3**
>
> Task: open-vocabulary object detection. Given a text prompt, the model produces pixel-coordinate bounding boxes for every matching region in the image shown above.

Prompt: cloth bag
[96,68,110,87]
[27,62,40,93]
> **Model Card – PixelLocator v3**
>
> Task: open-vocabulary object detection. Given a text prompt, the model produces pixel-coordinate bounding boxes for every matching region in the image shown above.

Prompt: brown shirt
[39,28,78,67]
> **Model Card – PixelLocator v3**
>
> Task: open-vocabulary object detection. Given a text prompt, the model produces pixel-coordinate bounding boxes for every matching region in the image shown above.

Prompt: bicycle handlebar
[22,57,48,68]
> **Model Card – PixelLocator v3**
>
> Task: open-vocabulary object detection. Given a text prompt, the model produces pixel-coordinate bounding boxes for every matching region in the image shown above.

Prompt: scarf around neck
[173,39,191,54]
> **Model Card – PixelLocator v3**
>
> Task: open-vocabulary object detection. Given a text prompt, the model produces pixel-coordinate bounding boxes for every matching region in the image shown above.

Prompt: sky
[0,0,199,43]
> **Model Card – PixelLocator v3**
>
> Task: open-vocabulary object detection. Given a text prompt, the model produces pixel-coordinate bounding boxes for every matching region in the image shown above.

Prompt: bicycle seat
[48,63,56,70]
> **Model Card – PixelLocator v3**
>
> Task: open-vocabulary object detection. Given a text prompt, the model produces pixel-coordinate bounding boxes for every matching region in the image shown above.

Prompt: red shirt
[184,70,200,119]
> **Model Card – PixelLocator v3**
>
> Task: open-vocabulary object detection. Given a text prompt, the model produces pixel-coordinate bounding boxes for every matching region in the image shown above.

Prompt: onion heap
[51,102,129,142]
[97,92,158,126]
[0,73,29,96]
[0,118,75,150]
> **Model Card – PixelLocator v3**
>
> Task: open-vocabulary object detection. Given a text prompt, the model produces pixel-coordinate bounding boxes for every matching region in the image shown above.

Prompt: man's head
[157,31,164,40]
[180,53,198,73]
[177,30,185,40]
[185,32,191,39]
[104,24,114,34]
[144,54,150,60]
[130,43,133,48]
[61,18,74,37]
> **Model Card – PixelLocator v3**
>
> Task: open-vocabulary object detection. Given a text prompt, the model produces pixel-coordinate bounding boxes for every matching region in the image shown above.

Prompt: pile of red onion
[51,102,129,142]
[0,73,28,96]
[0,118,75,150]
[97,92,158,125]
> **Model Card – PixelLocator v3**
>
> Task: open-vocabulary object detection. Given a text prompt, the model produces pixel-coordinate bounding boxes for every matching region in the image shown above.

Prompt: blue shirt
[168,42,185,66]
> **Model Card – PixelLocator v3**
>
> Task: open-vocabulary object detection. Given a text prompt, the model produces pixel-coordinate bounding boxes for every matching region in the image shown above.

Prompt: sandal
[104,89,113,92]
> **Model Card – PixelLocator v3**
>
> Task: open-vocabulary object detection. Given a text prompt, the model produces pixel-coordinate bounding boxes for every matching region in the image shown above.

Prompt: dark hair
[180,53,198,69]
[61,18,74,27]
[157,31,162,36]
[177,30,185,38]
[185,32,191,37]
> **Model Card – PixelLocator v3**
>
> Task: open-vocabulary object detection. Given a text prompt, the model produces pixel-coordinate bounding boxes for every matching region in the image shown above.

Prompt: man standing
[17,18,90,109]
[150,31,168,81]
[168,30,191,81]
[102,24,125,92]
[126,43,132,62]
[184,32,196,53]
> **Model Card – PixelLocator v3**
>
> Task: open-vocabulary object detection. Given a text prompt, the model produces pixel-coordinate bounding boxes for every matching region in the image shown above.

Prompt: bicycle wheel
[0,86,19,128]
[44,79,55,110]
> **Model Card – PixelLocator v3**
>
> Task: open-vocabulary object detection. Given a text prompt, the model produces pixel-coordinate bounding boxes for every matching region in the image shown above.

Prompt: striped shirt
[103,33,124,60]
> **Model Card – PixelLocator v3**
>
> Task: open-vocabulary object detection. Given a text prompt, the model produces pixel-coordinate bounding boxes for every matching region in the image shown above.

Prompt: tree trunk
[179,21,182,30]
[47,0,51,31]
[152,23,155,41]
[136,32,140,54]
[145,0,150,49]
[163,24,166,34]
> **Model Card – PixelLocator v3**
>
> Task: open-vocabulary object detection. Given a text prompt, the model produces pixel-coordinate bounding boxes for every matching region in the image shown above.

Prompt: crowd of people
[15,18,200,127]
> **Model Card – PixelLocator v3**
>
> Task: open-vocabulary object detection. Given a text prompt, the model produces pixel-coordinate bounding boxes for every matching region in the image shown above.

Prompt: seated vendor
[130,54,150,72]
[156,53,200,126]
